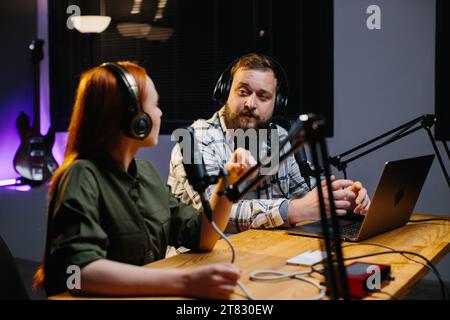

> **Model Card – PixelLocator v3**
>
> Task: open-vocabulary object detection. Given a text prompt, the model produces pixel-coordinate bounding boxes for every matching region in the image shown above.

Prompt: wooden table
[50,214,450,300]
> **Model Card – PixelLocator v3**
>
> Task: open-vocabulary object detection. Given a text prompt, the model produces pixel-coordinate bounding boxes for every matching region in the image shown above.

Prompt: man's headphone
[212,54,289,115]
[100,62,152,140]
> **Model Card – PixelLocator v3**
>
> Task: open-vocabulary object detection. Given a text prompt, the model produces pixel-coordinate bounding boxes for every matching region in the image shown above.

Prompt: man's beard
[223,104,269,130]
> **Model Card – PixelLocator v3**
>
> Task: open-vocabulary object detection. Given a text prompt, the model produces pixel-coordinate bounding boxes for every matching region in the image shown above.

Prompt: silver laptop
[287,154,434,242]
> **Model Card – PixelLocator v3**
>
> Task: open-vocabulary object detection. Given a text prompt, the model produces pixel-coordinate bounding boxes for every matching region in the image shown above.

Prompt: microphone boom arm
[329,114,450,188]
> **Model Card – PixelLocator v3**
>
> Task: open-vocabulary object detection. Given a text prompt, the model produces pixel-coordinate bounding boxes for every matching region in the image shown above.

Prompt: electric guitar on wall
[13,39,58,185]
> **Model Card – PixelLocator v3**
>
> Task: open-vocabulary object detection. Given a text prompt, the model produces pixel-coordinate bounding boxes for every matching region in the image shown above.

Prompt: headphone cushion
[213,72,231,106]
[129,112,152,139]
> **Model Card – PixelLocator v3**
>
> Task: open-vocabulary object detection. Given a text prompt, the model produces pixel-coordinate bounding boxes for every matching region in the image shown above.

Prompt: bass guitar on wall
[13,39,58,185]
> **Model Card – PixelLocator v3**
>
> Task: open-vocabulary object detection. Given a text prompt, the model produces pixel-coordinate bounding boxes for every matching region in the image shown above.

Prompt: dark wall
[49,0,334,136]
[0,1,37,180]
[435,0,450,141]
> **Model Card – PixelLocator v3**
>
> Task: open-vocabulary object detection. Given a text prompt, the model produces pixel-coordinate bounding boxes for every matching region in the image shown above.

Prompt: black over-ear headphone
[100,62,152,140]
[212,54,289,115]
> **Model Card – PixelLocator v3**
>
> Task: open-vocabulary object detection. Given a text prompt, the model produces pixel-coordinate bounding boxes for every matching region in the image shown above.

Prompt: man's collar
[217,107,236,146]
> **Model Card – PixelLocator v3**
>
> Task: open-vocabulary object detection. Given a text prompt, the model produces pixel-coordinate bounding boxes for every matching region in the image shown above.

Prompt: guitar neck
[33,62,40,134]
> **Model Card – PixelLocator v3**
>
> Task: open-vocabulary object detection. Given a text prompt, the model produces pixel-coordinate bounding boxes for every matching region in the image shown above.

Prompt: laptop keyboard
[339,221,362,238]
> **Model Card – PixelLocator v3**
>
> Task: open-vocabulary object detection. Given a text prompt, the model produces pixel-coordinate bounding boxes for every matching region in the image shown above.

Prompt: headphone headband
[212,54,289,114]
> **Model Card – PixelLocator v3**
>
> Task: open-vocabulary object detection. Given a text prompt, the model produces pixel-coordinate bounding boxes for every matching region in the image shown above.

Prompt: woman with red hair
[35,61,254,299]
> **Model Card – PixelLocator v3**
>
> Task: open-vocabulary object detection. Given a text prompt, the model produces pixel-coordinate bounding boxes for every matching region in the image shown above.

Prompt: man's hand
[288,176,372,224]
[288,176,356,223]
[347,181,371,214]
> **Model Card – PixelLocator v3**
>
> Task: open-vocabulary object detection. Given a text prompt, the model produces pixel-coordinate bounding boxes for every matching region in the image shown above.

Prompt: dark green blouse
[44,155,202,295]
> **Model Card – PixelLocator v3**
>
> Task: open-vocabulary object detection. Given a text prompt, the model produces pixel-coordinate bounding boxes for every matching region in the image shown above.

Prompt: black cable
[409,218,450,223]
[310,248,447,300]
[342,242,448,300]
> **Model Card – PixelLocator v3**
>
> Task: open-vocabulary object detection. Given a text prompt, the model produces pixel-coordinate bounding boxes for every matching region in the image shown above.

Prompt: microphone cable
[248,269,326,300]
[208,220,254,300]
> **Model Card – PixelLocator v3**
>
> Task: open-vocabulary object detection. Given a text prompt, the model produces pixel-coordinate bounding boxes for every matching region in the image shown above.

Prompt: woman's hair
[33,61,148,291]
[50,61,148,196]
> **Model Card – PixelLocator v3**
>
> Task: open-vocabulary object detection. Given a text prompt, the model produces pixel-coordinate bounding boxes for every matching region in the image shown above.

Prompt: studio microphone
[286,119,316,190]
[179,126,216,221]
[179,127,209,193]
[294,142,313,190]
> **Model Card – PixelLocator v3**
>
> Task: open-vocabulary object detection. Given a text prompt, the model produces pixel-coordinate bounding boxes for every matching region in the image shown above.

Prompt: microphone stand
[272,118,325,190]
[329,114,450,188]
[221,114,350,300]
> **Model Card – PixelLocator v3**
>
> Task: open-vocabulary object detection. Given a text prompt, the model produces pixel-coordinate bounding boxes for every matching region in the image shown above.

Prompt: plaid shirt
[168,107,314,233]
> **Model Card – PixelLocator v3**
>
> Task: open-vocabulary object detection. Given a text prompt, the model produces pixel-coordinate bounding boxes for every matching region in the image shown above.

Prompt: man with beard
[168,53,370,233]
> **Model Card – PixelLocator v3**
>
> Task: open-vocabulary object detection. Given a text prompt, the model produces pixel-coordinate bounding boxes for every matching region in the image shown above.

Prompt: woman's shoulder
[64,159,100,174]
[59,159,100,187]
[135,159,161,180]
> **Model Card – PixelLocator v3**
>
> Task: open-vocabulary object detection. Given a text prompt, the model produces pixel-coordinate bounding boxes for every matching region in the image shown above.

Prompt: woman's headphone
[100,62,152,140]
[212,54,289,115]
